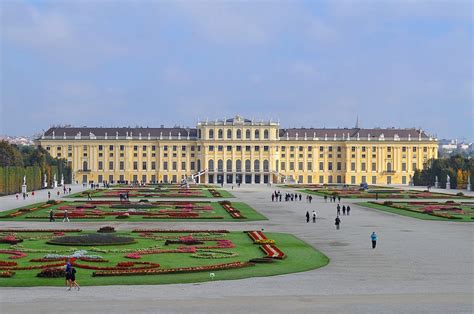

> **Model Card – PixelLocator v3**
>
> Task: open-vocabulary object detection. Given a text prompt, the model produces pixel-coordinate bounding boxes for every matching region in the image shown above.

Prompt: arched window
[236,160,242,172]
[218,129,223,139]
[245,160,251,172]
[254,160,260,172]
[387,162,392,172]
[255,129,260,139]
[237,129,242,139]
[208,159,214,172]
[227,129,232,139]
[218,159,223,172]
[245,129,251,139]
[263,160,269,171]
[197,159,201,171]
[83,161,88,171]
[264,129,269,139]
[209,129,214,139]
[198,129,202,139]
[226,159,232,172]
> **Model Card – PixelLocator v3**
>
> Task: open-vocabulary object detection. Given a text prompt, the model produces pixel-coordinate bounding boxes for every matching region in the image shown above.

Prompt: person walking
[312,210,317,223]
[342,205,346,216]
[32,191,35,197]
[47,191,51,200]
[16,194,19,200]
[335,216,341,230]
[324,195,327,202]
[70,267,80,290]
[347,205,351,215]
[62,210,69,222]
[87,192,92,201]
[337,204,341,216]
[271,194,275,202]
[49,209,55,222]
[65,259,72,290]
[338,196,341,203]
[371,232,377,249]
[306,211,310,223]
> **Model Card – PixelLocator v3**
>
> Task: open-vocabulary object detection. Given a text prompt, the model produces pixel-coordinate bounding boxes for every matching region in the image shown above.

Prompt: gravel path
[0,184,472,313]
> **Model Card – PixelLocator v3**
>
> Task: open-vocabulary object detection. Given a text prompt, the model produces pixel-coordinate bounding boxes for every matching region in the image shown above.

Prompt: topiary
[456,192,464,196]
[37,268,65,278]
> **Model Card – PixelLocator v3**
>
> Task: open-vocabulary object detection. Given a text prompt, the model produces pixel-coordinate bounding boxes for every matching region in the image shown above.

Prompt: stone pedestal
[53,180,58,188]
[21,184,27,194]
[467,183,472,191]
[446,182,451,190]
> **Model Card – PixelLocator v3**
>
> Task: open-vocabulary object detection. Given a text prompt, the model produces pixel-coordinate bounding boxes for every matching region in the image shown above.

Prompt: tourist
[69,187,72,194]
[87,192,92,201]
[48,191,51,199]
[309,195,312,204]
[271,194,275,202]
[342,205,346,216]
[371,232,377,249]
[49,209,55,222]
[324,195,327,202]
[337,204,341,216]
[347,205,351,215]
[335,216,341,230]
[16,194,19,200]
[57,190,60,197]
[65,259,72,289]
[279,194,282,202]
[306,211,310,223]
[312,210,317,223]
[63,210,70,222]
[23,193,26,200]
[32,191,35,197]
[338,196,341,202]
[70,267,80,290]
[299,194,302,201]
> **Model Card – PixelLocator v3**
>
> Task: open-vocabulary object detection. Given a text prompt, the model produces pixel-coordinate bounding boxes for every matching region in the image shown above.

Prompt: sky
[0,0,472,140]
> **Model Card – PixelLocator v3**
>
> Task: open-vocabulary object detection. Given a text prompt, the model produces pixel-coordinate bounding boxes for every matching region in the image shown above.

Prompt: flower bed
[0,271,15,278]
[92,261,253,277]
[260,244,286,259]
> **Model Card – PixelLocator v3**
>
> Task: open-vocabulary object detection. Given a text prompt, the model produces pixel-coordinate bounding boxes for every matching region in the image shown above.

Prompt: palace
[37,115,438,185]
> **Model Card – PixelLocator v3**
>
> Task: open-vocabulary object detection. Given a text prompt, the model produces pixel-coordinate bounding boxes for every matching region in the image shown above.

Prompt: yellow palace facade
[37,116,438,185]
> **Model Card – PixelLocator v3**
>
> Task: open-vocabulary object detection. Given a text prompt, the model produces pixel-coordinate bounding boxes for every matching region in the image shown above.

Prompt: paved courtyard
[0,184,472,313]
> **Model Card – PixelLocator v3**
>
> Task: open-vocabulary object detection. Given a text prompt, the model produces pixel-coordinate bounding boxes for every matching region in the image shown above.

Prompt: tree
[0,141,23,167]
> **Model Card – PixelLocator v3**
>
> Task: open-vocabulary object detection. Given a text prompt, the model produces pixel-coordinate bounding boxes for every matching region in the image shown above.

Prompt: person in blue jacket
[371,232,377,249]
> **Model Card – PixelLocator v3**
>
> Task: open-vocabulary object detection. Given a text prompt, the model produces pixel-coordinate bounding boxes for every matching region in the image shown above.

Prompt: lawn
[0,229,328,286]
[69,186,234,199]
[299,187,470,199]
[359,201,474,222]
[0,200,267,222]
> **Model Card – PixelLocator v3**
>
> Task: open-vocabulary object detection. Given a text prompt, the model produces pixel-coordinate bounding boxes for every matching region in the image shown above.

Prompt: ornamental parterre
[0,229,296,284]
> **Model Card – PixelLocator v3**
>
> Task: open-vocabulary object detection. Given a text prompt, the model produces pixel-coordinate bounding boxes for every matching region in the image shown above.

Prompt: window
[218,146,223,151]
[254,160,260,171]
[245,160,251,172]
[236,160,242,172]
[181,162,186,171]
[237,129,242,139]
[320,146,324,152]
[387,162,392,172]
[190,161,195,170]
[120,161,124,170]
[361,146,366,152]
[99,145,103,151]
[246,129,251,139]
[182,146,186,151]
[209,146,214,152]
[255,129,260,139]
[209,129,214,139]
[236,146,242,151]
[402,163,406,171]
[308,176,312,183]
[281,162,286,171]
[319,175,324,183]
[351,147,356,152]
[328,146,333,152]
[299,146,304,152]
[227,146,232,152]
[372,176,377,184]
[134,146,138,151]
[218,129,223,139]
[413,163,417,171]
[245,146,251,152]
[351,176,356,184]
[163,162,168,170]
[173,146,177,151]
[337,146,341,152]
[307,162,312,171]
[227,160,232,172]
[172,162,177,170]
[402,176,407,184]
[152,145,156,151]
[351,162,356,171]
[289,162,294,170]
[110,145,114,150]
[413,147,417,152]
[109,161,113,170]
[337,162,342,171]
[328,162,333,170]
[290,146,295,152]
[208,160,214,171]
[423,147,428,152]
[372,163,376,171]
[120,145,125,151]
[361,175,366,183]
[263,146,269,152]
[402,147,406,152]
[263,160,269,171]
[254,146,260,151]
[163,145,168,151]
[98,161,103,170]
[264,129,269,139]
[133,161,138,170]
[227,129,232,139]
[319,162,324,171]
[361,162,366,171]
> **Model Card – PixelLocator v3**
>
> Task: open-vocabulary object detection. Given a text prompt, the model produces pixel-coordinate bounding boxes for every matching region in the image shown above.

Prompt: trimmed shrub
[97,226,116,233]
[383,201,393,206]
[37,268,65,278]
[456,192,464,196]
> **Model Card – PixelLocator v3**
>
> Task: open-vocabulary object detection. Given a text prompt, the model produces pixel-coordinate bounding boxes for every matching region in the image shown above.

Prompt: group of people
[324,195,341,203]
[271,191,308,202]
[49,209,70,222]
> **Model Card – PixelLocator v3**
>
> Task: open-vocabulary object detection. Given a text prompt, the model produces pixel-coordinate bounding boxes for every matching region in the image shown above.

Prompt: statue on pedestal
[60,174,64,186]
[43,173,48,188]
[53,173,58,188]
[467,175,472,191]
[446,174,451,190]
[22,175,27,193]
[435,176,439,188]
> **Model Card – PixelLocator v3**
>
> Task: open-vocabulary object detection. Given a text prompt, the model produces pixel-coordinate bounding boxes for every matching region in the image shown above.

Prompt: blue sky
[1,0,472,140]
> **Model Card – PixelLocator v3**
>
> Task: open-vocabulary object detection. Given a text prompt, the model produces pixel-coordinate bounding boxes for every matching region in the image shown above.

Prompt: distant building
[37,115,438,185]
